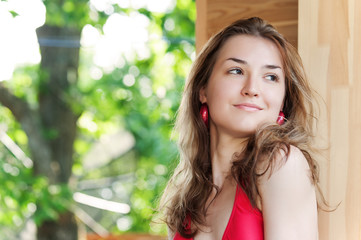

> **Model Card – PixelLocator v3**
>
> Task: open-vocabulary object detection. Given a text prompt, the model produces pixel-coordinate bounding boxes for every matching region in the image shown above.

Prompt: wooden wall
[299,0,361,239]
[196,0,361,239]
[196,0,298,52]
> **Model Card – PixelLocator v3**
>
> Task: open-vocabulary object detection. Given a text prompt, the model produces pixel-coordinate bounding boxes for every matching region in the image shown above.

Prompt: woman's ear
[199,87,207,103]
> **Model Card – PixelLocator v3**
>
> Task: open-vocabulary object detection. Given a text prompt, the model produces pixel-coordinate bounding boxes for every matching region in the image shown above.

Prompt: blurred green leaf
[0,0,195,237]
[9,10,18,17]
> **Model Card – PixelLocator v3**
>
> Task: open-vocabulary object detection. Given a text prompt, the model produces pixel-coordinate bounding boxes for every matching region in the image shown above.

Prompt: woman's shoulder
[257,144,316,208]
[276,145,310,172]
[258,144,311,182]
[257,144,309,176]
[257,147,318,239]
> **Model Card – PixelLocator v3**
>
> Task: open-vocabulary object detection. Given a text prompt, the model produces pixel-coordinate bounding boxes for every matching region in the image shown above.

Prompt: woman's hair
[159,17,324,238]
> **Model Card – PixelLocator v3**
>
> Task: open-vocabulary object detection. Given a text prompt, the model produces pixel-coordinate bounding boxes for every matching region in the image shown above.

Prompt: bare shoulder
[259,145,315,199]
[258,145,311,184]
[283,145,310,171]
[258,145,318,239]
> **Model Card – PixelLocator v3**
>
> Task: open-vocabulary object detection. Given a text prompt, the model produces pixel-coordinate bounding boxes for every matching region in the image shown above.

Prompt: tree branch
[0,82,30,122]
[0,82,55,182]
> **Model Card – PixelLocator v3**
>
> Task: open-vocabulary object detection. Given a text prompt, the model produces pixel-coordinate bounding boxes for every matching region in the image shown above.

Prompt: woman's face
[200,35,286,138]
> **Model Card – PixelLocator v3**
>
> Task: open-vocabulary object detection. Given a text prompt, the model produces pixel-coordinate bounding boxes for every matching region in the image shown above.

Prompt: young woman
[160,17,322,240]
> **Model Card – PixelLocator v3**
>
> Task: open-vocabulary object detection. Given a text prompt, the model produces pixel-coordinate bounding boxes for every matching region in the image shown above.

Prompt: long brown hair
[159,17,323,238]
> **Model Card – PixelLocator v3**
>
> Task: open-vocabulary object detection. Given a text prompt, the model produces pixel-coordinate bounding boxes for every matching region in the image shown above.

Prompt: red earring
[200,103,209,128]
[277,111,285,125]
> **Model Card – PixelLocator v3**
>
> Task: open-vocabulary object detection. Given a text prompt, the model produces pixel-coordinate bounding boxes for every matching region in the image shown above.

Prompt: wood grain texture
[196,0,298,52]
[196,0,208,53]
[299,0,361,239]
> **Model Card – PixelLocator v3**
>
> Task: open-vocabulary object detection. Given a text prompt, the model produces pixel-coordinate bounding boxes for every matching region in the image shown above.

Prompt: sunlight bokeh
[0,0,45,81]
[0,0,176,81]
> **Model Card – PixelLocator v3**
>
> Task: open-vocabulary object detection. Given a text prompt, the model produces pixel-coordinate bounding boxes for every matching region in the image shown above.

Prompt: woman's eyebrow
[226,57,247,64]
[264,64,282,70]
[226,57,282,70]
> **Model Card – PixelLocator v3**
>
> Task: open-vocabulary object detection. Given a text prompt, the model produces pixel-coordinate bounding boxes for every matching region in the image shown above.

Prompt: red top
[173,185,264,240]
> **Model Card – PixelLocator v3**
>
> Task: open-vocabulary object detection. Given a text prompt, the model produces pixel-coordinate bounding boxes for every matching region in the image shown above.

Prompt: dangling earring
[277,111,285,125]
[200,103,209,128]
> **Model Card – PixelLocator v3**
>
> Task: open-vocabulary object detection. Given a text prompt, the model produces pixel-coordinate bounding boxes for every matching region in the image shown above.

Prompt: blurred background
[0,0,195,239]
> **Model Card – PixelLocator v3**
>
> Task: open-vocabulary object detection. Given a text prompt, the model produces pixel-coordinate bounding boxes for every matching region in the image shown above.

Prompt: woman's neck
[209,129,248,188]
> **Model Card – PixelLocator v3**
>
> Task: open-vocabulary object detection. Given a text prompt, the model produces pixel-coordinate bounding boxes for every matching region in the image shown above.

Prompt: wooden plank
[299,0,361,239]
[196,0,208,53]
[196,0,298,52]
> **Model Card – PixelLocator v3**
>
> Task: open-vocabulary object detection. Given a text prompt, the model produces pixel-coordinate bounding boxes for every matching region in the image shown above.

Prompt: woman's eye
[229,68,243,75]
[265,74,278,81]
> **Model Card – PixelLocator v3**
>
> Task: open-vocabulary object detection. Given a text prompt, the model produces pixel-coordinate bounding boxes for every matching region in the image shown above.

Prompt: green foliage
[0,110,72,235]
[33,182,72,225]
[0,145,72,237]
[0,151,32,229]
[0,0,196,237]
[42,0,91,29]
[127,158,173,234]
[4,66,39,109]
[75,0,195,234]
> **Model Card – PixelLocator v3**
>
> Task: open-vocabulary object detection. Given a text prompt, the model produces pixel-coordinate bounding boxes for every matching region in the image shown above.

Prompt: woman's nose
[240,76,259,97]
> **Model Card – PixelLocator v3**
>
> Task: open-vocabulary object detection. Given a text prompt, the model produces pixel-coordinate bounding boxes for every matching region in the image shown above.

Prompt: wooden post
[299,0,361,239]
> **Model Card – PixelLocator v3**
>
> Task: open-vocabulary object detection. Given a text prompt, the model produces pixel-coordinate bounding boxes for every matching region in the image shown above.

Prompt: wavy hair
[159,17,324,238]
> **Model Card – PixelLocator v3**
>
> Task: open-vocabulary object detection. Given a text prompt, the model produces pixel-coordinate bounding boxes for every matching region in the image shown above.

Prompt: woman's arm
[259,145,318,240]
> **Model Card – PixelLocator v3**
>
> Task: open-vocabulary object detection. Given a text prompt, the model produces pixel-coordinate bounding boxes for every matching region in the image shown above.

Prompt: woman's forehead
[215,35,284,70]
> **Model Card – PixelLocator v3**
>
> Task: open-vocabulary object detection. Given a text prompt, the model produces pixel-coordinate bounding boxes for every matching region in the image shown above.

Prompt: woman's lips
[233,103,263,111]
